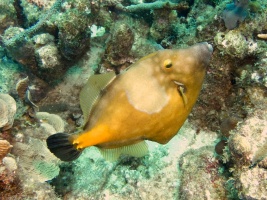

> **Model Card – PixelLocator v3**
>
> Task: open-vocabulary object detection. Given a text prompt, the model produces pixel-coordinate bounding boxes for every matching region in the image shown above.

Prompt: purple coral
[222,0,250,30]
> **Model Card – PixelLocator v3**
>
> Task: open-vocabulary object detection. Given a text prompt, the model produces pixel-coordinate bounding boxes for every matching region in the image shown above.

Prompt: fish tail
[46,133,83,162]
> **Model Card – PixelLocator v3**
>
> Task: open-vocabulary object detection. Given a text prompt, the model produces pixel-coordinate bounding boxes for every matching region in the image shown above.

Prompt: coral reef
[2,0,70,82]
[179,147,227,199]
[12,138,60,183]
[3,26,38,72]
[103,22,135,70]
[35,43,62,70]
[222,107,267,199]
[238,167,267,199]
[220,116,241,138]
[150,9,178,42]
[0,0,18,34]
[214,30,258,59]
[5,111,64,198]
[51,122,221,199]
[0,160,21,199]
[56,8,91,61]
[0,0,267,198]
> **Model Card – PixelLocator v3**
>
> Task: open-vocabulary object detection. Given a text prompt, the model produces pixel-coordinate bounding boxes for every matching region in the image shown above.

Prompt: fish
[46,42,213,162]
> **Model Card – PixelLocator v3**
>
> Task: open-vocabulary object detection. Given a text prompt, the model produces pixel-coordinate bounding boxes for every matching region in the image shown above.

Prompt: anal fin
[99,141,148,162]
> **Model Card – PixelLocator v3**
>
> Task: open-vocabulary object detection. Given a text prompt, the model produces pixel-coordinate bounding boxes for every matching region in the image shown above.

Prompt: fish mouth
[206,42,213,53]
[199,42,213,53]
[196,42,213,66]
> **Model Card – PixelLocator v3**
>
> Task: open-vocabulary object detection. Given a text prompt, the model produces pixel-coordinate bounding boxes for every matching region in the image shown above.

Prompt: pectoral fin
[174,81,188,107]
[178,86,188,106]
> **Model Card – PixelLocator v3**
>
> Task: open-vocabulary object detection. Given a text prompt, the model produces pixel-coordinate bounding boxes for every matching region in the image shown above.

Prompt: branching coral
[116,1,189,12]
[3,0,62,47]
[1,0,64,81]
[0,0,18,34]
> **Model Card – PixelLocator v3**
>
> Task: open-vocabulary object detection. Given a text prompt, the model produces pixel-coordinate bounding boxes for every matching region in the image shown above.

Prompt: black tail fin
[46,133,83,162]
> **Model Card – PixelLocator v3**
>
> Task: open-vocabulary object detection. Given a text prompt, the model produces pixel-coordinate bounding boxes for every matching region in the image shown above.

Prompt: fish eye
[163,59,172,68]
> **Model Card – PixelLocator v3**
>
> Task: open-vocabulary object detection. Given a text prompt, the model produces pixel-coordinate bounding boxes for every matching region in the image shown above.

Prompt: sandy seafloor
[0,0,267,199]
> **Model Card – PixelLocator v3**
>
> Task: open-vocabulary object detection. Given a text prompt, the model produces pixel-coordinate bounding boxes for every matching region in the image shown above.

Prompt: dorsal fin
[79,72,116,125]
[98,141,148,162]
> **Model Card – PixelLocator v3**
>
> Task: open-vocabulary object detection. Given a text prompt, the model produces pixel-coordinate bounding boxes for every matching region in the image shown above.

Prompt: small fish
[47,42,213,162]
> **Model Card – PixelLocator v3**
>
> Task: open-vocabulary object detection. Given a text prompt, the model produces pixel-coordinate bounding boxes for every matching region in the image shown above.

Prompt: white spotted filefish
[47,42,213,161]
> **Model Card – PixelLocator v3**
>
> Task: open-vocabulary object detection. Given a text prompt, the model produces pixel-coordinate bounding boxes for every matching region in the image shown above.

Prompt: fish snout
[204,42,213,53]
[195,42,213,66]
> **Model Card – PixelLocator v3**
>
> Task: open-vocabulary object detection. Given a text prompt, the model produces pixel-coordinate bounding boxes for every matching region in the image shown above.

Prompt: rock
[3,156,17,172]
[0,93,16,130]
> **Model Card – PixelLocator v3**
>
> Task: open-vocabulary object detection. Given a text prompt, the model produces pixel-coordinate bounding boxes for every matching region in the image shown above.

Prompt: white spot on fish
[123,63,170,114]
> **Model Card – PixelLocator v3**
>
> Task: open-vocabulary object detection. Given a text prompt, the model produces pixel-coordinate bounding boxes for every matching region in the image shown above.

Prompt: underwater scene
[0,0,267,199]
